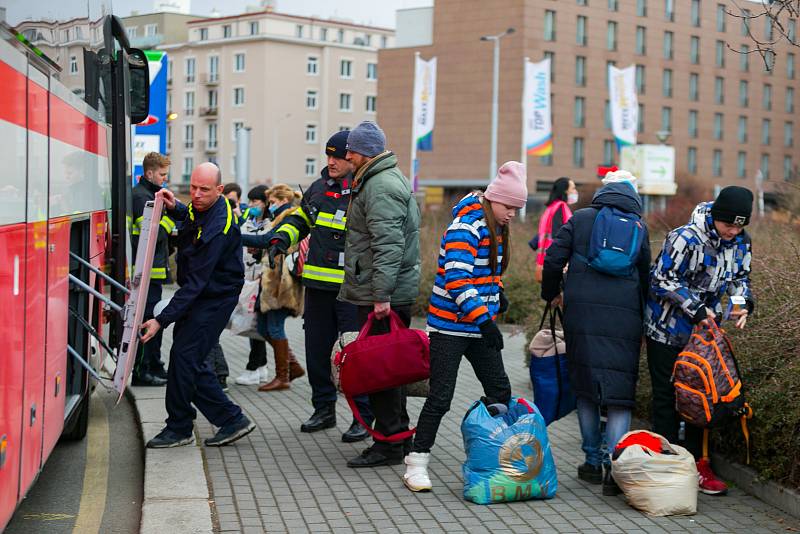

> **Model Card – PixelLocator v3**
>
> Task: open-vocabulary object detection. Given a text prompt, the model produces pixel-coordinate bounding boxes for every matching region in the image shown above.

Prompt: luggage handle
[355,310,406,342]
[346,395,416,442]
[549,304,566,420]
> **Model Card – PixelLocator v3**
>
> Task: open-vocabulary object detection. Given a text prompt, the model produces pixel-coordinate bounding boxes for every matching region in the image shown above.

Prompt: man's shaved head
[190,162,224,212]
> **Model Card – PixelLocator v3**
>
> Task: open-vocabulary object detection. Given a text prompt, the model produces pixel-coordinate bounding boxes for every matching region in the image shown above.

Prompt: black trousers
[412,332,512,453]
[245,310,268,371]
[206,342,229,379]
[305,289,371,420]
[646,337,704,459]
[135,281,165,376]
[357,304,411,456]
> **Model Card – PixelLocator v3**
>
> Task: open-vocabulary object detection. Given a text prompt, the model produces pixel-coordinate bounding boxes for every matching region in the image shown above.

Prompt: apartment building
[123,11,196,49]
[161,10,394,187]
[378,0,800,198]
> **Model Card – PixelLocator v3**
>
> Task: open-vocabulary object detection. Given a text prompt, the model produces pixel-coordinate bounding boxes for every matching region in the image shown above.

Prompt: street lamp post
[480,27,515,180]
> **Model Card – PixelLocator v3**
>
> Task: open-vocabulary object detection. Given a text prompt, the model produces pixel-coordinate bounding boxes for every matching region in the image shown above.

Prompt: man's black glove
[479,320,504,351]
[266,235,289,269]
[498,289,509,314]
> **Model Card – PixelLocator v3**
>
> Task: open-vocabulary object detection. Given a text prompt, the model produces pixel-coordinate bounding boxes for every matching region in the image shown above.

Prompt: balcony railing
[201,140,218,153]
[199,106,218,118]
[201,72,220,85]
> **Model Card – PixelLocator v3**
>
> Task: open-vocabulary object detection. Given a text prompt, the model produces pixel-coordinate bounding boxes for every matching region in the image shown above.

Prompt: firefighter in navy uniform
[130,152,175,387]
[245,131,372,442]
[140,162,255,448]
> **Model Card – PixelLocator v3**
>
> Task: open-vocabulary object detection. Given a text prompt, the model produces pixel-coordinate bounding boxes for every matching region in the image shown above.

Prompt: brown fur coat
[259,207,304,316]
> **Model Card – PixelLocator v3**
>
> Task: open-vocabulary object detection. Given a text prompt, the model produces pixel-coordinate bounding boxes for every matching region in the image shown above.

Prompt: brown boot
[288,347,305,381]
[259,339,290,391]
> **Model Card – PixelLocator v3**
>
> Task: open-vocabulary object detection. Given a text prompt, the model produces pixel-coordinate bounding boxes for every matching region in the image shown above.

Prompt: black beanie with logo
[325,130,349,160]
[711,186,754,226]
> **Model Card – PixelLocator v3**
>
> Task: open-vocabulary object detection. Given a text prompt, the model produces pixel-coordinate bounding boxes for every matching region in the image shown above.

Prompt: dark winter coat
[541,182,652,408]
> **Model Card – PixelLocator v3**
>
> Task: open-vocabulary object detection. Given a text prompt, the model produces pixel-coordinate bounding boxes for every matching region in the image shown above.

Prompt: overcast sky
[2,0,434,29]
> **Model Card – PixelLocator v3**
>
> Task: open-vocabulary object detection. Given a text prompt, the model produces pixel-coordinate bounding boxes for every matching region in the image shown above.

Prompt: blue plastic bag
[530,354,577,425]
[462,397,558,504]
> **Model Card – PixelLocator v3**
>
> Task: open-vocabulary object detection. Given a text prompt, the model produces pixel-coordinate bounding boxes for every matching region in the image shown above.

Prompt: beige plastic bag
[611,430,698,516]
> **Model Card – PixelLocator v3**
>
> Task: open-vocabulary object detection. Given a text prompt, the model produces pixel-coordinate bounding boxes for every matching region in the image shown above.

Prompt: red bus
[0,2,148,528]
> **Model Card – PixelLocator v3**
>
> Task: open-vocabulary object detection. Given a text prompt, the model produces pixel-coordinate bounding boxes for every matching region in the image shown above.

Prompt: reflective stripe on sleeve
[301,264,345,284]
[277,225,299,246]
[315,211,347,231]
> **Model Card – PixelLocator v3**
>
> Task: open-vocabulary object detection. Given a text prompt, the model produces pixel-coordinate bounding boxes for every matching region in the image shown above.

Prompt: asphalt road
[6,386,144,534]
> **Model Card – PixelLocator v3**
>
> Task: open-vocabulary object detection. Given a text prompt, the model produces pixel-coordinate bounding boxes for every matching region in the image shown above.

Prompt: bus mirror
[128,48,150,124]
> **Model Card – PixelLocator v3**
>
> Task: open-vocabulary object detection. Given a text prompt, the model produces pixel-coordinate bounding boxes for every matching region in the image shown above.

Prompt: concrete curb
[128,385,214,534]
[712,453,800,521]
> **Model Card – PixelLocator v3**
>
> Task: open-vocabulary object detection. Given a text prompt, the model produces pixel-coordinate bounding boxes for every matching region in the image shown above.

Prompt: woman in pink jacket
[531,177,578,281]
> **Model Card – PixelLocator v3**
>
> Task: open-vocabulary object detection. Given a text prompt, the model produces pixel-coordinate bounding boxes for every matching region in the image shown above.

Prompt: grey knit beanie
[346,121,386,157]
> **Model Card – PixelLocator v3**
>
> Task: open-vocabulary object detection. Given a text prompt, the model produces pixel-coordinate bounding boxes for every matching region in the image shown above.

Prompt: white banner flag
[412,56,437,151]
[523,58,552,156]
[608,65,638,149]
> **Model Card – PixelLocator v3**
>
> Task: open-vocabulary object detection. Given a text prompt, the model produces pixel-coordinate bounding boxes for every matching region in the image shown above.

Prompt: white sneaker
[257,365,269,383]
[234,369,260,386]
[402,452,432,492]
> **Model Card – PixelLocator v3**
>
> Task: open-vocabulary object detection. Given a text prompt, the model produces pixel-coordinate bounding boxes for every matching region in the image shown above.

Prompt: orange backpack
[673,321,753,460]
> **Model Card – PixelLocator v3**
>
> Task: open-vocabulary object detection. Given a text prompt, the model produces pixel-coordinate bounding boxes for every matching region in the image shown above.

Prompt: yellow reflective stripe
[160,216,176,234]
[314,218,347,231]
[278,225,299,246]
[131,215,143,235]
[302,264,344,275]
[297,207,313,227]
[315,212,347,230]
[302,264,345,283]
[131,266,167,279]
[223,199,233,235]
[302,272,344,283]
[242,207,251,220]
[188,203,194,221]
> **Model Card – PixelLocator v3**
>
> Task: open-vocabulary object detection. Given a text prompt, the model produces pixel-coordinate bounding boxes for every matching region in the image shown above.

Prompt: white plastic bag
[227,279,262,339]
[611,430,698,516]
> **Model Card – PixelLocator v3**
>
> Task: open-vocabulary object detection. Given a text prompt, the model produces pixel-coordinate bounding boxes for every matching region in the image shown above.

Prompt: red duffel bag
[333,311,430,442]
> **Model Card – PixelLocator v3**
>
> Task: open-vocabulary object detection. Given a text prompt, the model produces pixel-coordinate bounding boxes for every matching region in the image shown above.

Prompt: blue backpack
[575,206,644,277]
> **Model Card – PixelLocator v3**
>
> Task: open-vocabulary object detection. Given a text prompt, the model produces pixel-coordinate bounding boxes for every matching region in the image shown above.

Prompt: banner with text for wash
[523,58,552,157]
[412,55,437,151]
[608,64,638,150]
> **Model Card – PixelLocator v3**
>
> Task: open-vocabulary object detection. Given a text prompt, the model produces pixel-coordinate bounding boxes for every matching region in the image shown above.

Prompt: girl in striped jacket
[403,162,528,492]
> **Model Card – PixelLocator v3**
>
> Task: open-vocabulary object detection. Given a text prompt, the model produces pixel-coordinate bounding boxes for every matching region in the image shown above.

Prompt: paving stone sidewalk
[158,316,800,534]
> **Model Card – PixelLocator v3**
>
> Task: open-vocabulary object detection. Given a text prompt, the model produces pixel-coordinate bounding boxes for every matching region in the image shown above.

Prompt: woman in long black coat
[541,179,651,495]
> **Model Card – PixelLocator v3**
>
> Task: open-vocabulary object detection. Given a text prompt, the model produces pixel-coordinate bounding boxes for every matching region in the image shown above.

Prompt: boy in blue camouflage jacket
[645,186,755,496]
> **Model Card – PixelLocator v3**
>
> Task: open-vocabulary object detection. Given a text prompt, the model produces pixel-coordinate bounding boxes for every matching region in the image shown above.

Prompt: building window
[207,122,218,149]
[367,62,377,80]
[713,149,723,177]
[302,90,316,110]
[208,56,219,81]
[717,4,727,32]
[365,95,377,113]
[208,89,217,109]
[738,116,748,142]
[144,24,157,37]
[305,157,316,177]
[737,151,747,178]
[689,110,698,138]
[184,91,195,115]
[296,24,304,38]
[765,50,776,73]
[184,124,194,149]
[715,40,726,67]
[305,123,317,143]
[544,10,556,41]
[339,93,352,111]
[662,107,672,132]
[127,27,138,38]
[250,21,259,35]
[337,29,345,43]
[691,0,701,27]
[605,60,616,86]
[785,156,793,181]
[635,64,645,94]
[607,21,617,51]
[185,58,196,83]
[573,137,585,168]
[762,118,771,145]
[739,80,749,106]
[765,17,773,41]
[603,140,615,164]
[320,27,328,41]
[638,103,645,133]
[232,121,244,141]
[788,53,796,79]
[608,0,618,11]
[183,157,194,180]
[690,36,700,64]
[663,31,673,59]
[223,25,231,38]
[741,9,751,36]
[234,53,245,72]
[740,45,750,71]
[761,154,770,180]
[604,100,611,129]
[544,51,555,82]
[381,35,388,48]
[787,87,795,113]
[636,0,647,17]
[574,97,585,127]
[575,56,586,86]
[540,154,553,166]
[785,122,794,147]
[790,19,797,42]
[577,0,587,5]
[168,59,173,83]
[340,59,353,78]
[577,16,587,46]
[233,87,245,106]
[763,84,772,110]
[714,113,724,140]
[663,69,673,97]
[364,34,372,47]
[69,55,78,74]
[199,28,208,41]
[688,147,697,174]
[689,73,699,101]
[635,26,646,55]
[307,56,319,75]
[166,124,172,152]
[714,76,724,104]
[665,0,675,21]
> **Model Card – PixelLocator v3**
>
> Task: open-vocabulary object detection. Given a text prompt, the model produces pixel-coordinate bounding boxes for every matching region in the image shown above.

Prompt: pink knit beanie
[484,161,528,208]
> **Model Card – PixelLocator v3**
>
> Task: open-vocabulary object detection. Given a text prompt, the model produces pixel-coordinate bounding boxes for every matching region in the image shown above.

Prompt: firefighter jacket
[271,168,352,292]
[131,178,175,282]
[155,196,245,328]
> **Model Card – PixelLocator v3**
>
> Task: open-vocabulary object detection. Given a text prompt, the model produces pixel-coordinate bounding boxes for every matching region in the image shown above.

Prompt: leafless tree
[727,0,799,70]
